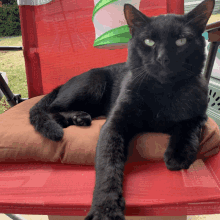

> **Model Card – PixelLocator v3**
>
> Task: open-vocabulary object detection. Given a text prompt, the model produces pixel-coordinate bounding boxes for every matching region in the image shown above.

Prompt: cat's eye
[144,39,155,47]
[176,38,187,46]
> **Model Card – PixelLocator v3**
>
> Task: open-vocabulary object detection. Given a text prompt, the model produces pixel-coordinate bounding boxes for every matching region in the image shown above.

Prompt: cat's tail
[29,86,64,141]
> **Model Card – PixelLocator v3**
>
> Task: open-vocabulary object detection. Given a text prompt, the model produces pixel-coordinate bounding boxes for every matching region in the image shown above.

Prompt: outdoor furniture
[0,1,220,220]
[0,46,26,106]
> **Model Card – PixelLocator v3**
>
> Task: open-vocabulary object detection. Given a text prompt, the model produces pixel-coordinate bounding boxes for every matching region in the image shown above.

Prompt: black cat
[29,0,215,219]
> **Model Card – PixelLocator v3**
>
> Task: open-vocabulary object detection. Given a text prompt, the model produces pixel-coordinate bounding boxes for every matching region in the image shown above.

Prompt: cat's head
[124,0,215,82]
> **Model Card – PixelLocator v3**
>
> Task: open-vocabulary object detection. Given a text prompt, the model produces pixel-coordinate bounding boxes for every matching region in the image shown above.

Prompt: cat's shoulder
[105,62,127,72]
[177,75,208,92]
[188,75,208,93]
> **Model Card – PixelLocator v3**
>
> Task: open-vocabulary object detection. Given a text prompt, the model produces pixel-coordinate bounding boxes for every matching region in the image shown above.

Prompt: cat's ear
[124,4,150,35]
[186,0,215,34]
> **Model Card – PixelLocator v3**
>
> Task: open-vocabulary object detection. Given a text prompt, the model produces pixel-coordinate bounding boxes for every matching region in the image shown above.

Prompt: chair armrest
[205,22,220,43]
[206,21,220,32]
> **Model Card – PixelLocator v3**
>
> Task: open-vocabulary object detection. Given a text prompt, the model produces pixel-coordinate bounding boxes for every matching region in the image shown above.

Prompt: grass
[0,13,220,114]
[0,36,27,114]
[208,13,220,24]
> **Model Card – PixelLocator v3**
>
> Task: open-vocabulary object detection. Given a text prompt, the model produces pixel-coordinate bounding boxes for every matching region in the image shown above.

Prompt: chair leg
[204,41,220,83]
[5,214,27,220]
[0,72,28,107]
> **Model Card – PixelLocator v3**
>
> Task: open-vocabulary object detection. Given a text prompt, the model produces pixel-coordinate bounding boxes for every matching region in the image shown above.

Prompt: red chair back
[18,0,184,98]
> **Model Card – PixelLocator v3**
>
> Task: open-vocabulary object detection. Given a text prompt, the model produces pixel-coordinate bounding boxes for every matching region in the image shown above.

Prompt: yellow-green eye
[176,38,187,46]
[144,39,155,47]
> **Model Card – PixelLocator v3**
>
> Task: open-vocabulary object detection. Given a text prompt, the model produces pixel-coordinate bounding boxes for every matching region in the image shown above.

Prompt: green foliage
[0,0,21,37]
[2,0,17,5]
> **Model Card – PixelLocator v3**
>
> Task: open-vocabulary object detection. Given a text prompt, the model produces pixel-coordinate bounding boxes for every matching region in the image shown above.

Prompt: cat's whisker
[181,66,196,75]
[130,66,146,72]
[131,65,153,90]
[130,68,148,88]
[137,71,148,93]
[132,71,146,85]
[130,66,145,76]
[181,62,200,71]
[181,62,194,67]
[131,66,150,91]
[131,64,153,73]
[133,73,144,82]
[181,62,204,73]
[132,66,148,77]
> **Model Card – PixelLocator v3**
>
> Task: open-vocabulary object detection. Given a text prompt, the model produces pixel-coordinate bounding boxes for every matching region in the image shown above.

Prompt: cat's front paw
[164,149,197,171]
[85,194,125,220]
[85,208,125,220]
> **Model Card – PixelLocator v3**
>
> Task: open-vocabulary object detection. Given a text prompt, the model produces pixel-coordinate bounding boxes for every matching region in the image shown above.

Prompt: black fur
[29,0,215,219]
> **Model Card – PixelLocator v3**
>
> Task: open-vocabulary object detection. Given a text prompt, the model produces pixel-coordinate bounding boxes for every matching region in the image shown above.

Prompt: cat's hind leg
[29,86,65,142]
[48,68,110,119]
[30,68,110,141]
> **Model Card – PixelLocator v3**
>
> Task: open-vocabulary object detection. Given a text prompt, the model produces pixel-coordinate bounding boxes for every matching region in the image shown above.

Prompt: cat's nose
[157,54,170,66]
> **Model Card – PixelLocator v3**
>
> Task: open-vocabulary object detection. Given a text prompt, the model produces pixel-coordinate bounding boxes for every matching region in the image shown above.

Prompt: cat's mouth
[146,62,171,74]
[147,63,180,83]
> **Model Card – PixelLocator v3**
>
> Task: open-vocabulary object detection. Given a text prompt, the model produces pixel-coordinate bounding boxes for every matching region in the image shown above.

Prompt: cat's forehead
[140,14,193,38]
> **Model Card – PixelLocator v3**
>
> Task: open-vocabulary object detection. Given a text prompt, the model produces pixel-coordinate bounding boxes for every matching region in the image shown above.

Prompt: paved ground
[1,214,220,220]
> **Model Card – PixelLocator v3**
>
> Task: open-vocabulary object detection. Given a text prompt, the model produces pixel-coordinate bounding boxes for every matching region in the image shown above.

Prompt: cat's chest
[135,82,207,123]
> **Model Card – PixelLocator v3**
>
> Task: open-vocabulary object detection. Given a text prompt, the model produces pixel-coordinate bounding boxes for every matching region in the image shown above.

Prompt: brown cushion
[0,95,219,165]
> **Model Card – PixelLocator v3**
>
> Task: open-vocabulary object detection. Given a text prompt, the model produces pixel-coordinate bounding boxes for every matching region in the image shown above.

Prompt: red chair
[1,0,220,220]
[19,0,184,98]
